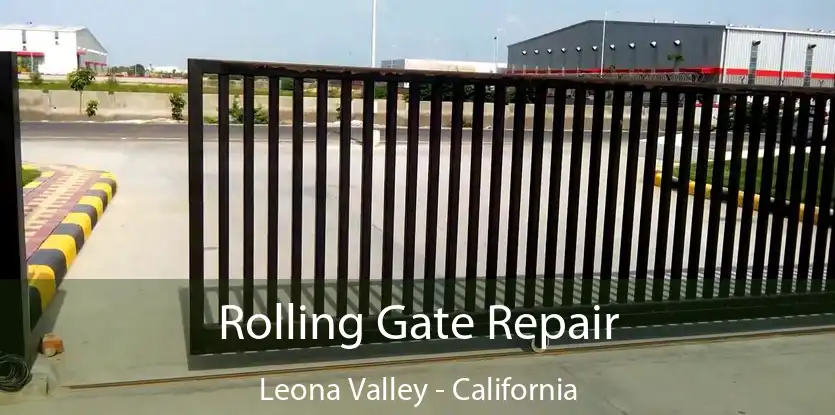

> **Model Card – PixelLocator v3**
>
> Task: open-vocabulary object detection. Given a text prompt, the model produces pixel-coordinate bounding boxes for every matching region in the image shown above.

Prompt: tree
[131,64,146,76]
[67,68,96,114]
[667,53,684,73]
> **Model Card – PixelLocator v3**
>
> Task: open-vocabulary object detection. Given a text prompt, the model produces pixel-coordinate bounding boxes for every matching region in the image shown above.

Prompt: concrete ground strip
[22,163,118,326]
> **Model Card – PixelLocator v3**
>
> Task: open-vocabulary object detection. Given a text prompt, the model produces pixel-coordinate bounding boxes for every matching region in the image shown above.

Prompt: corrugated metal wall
[723,29,835,87]
[508,21,724,72]
[509,21,835,88]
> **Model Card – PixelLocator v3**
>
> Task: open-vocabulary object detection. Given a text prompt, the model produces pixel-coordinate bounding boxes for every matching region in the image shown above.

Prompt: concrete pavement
[21,136,801,287]
[14,134,824,386]
[6,332,835,414]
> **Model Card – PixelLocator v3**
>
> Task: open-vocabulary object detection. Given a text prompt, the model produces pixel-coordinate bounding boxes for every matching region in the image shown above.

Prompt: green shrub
[169,92,186,121]
[229,97,268,124]
[29,71,43,86]
[106,73,119,95]
[85,100,99,118]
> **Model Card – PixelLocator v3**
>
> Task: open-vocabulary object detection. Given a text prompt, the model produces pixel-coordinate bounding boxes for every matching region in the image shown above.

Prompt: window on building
[21,30,27,44]
[804,45,815,87]
[747,42,759,85]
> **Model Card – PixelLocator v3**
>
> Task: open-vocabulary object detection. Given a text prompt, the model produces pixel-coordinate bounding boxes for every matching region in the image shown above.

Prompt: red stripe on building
[15,51,45,57]
[508,67,835,80]
[14,50,88,57]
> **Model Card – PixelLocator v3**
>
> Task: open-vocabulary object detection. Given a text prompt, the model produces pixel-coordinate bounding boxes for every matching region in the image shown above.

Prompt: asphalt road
[21,122,745,146]
[21,122,618,143]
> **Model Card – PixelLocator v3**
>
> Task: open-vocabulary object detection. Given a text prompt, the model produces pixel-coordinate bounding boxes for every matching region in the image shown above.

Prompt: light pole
[576,46,582,73]
[521,50,527,72]
[599,10,618,75]
[493,28,505,73]
[371,0,378,67]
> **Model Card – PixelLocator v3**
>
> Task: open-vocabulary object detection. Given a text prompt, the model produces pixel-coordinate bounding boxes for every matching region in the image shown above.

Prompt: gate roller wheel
[530,337,546,354]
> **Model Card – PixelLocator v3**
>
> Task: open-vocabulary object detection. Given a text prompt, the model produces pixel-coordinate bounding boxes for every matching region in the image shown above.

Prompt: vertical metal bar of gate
[0,52,33,361]
[561,87,587,306]
[314,78,328,315]
[598,87,626,304]
[796,95,828,293]
[750,95,781,296]
[652,89,679,302]
[616,88,645,303]
[242,76,255,319]
[782,97,812,292]
[187,59,205,354]
[523,84,547,308]
[734,95,764,297]
[444,82,464,312]
[813,105,835,291]
[767,98,796,295]
[703,94,732,299]
[668,91,697,301]
[542,88,567,308]
[464,84,485,312]
[504,81,527,307]
[381,81,398,311]
[685,92,714,300]
[422,80,442,313]
[581,88,606,305]
[634,89,662,302]
[719,95,748,298]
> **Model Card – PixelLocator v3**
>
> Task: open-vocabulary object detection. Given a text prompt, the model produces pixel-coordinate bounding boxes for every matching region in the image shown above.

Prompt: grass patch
[21,168,40,186]
[674,156,835,207]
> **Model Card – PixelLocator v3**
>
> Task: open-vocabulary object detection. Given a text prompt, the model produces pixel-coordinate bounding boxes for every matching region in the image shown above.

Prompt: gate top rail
[189,58,835,97]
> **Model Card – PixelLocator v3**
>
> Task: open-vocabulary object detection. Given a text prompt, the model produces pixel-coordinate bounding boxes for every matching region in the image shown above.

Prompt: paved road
[21,122,742,146]
[21,122,598,142]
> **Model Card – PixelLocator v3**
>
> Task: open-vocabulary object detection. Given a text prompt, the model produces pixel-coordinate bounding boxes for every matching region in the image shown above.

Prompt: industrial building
[380,58,507,74]
[507,20,835,87]
[0,23,108,75]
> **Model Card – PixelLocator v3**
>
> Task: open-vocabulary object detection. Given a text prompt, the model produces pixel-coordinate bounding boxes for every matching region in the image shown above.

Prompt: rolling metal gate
[187,58,835,355]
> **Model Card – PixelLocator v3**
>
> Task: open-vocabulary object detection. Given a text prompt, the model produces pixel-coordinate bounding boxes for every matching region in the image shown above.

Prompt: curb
[653,172,825,225]
[25,169,118,326]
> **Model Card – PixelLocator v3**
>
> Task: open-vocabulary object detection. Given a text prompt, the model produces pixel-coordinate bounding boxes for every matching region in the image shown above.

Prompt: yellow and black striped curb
[654,172,822,225]
[26,171,118,326]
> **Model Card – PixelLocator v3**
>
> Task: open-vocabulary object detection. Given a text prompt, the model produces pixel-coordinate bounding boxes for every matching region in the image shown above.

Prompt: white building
[380,58,507,74]
[148,65,184,74]
[0,23,108,75]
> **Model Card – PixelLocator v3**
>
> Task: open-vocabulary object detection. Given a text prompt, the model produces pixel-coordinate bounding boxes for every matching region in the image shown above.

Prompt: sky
[4,0,834,67]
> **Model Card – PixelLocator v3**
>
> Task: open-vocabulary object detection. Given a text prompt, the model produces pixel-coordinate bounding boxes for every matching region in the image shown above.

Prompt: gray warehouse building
[508,20,835,87]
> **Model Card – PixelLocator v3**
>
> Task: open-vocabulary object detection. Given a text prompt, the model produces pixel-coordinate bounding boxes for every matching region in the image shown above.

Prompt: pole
[0,52,33,364]
[371,0,378,68]
[493,36,498,73]
[599,11,608,76]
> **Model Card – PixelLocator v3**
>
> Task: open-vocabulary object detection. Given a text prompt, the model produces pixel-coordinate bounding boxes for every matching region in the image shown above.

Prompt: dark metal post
[187,59,206,354]
[0,52,33,361]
